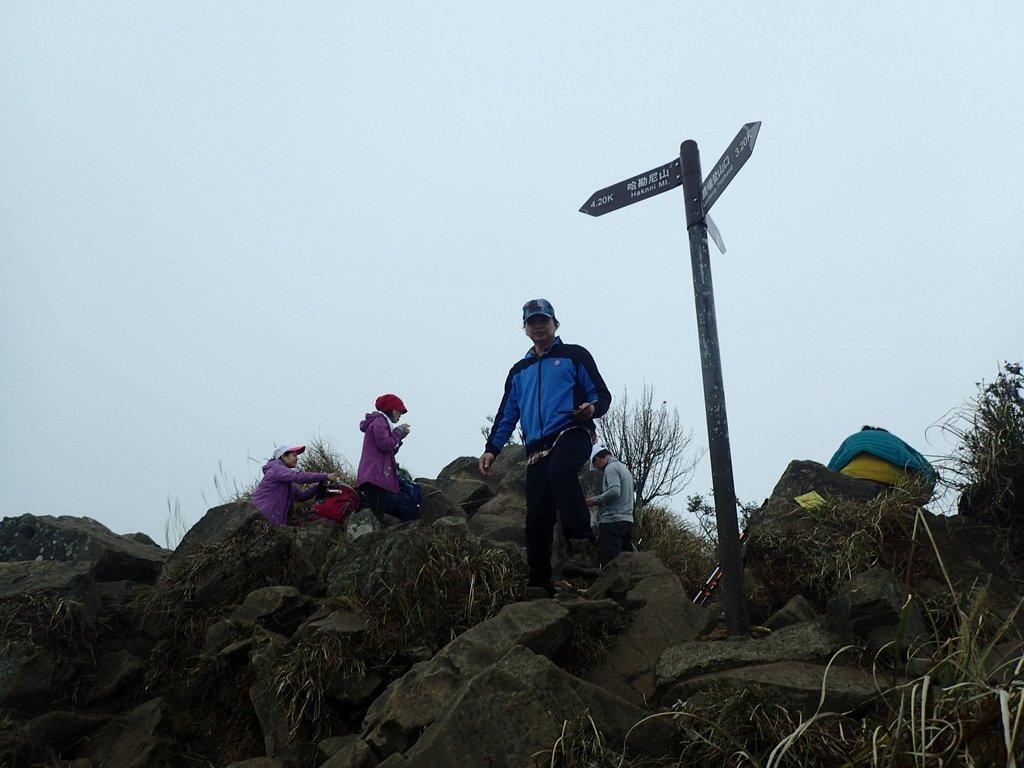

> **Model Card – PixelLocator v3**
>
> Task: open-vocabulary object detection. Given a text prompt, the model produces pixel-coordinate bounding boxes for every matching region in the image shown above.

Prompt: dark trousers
[598,521,634,567]
[359,483,391,521]
[525,429,595,590]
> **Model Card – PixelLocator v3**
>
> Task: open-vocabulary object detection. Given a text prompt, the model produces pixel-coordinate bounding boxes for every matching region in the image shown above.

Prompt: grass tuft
[298,435,357,486]
[744,481,931,612]
[634,504,717,593]
[940,360,1024,525]
[0,594,93,657]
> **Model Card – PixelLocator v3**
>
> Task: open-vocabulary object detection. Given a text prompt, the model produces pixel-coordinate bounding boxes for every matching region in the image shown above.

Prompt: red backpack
[309,485,362,524]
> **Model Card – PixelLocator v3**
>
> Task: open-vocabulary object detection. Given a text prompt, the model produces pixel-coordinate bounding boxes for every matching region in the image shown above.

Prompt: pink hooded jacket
[356,411,405,493]
[251,460,331,525]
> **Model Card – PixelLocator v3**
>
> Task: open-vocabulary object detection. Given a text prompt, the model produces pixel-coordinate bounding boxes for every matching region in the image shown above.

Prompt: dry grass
[672,680,860,768]
[272,630,367,740]
[537,712,667,768]
[545,509,1024,768]
[940,360,1024,525]
[744,481,932,612]
[298,434,357,486]
[0,594,93,656]
[136,517,308,690]
[211,458,260,505]
[350,535,521,656]
[555,609,629,677]
[635,504,717,593]
[270,533,520,738]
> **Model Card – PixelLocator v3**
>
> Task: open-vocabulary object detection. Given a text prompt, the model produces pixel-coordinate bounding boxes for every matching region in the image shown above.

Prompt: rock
[469,495,526,547]
[1,446,1021,768]
[0,560,94,598]
[0,644,57,712]
[86,698,179,768]
[21,710,110,753]
[765,594,818,630]
[585,554,714,706]
[656,621,845,705]
[397,645,675,768]
[362,600,573,758]
[431,477,494,516]
[749,461,889,528]
[229,586,313,637]
[167,502,258,562]
[0,514,168,583]
[248,629,294,757]
[343,509,380,542]
[826,567,928,654]
[673,660,881,715]
[414,481,464,524]
[78,649,146,707]
[319,735,377,768]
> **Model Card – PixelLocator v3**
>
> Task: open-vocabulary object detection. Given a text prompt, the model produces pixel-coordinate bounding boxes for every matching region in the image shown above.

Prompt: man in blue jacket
[479,299,612,598]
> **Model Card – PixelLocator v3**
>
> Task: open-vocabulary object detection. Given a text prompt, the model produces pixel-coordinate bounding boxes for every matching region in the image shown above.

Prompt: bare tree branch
[597,382,705,509]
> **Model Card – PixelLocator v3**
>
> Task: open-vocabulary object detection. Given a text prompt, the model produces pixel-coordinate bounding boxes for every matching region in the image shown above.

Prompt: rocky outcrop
[0,514,167,583]
[1,455,1022,768]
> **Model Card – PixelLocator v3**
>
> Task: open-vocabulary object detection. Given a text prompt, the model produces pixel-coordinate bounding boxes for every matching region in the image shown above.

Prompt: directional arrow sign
[699,121,760,215]
[579,122,760,218]
[579,158,681,216]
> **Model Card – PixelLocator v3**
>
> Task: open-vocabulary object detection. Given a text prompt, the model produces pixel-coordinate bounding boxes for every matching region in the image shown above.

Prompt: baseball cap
[522,298,556,323]
[272,445,306,460]
[590,443,611,466]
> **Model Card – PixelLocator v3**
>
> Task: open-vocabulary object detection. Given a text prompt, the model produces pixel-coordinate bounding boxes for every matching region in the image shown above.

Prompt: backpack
[387,479,422,522]
[310,484,361,525]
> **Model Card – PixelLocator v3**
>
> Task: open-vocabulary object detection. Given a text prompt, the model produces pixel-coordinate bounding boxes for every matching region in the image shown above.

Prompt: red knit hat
[375,394,407,414]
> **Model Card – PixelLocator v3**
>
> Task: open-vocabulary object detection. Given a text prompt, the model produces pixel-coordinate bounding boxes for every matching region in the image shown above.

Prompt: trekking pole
[692,528,748,606]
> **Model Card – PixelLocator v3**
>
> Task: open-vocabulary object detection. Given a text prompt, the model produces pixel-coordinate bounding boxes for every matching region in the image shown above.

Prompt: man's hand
[585,497,597,507]
[327,472,340,482]
[572,402,596,420]
[479,452,495,476]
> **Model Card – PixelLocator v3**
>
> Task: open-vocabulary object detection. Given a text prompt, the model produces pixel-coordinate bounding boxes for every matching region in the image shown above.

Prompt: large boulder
[0,514,168,583]
[584,552,715,705]
[395,645,676,768]
[470,494,526,547]
[673,660,882,715]
[362,599,573,758]
[414,481,464,524]
[656,620,845,699]
[0,560,94,598]
[826,567,928,654]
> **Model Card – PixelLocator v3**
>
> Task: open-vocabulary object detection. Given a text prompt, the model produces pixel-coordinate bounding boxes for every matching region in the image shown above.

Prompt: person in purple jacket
[356,394,411,520]
[251,445,339,525]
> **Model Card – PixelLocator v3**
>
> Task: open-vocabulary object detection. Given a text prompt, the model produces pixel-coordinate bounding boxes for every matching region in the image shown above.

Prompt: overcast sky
[2,3,1021,546]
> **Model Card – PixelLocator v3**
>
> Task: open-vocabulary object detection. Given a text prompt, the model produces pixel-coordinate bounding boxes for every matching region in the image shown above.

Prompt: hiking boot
[562,539,600,579]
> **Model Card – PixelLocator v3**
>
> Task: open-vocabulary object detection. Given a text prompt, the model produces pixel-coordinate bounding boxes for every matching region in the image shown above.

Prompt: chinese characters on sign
[579,159,681,216]
[699,122,760,215]
[578,122,760,219]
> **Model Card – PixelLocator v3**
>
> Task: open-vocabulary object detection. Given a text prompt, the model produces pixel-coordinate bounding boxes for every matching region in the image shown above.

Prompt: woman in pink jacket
[356,394,411,520]
[251,445,339,525]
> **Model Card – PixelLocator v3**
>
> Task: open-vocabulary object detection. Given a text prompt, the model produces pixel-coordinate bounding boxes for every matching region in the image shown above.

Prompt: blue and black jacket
[485,337,611,456]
